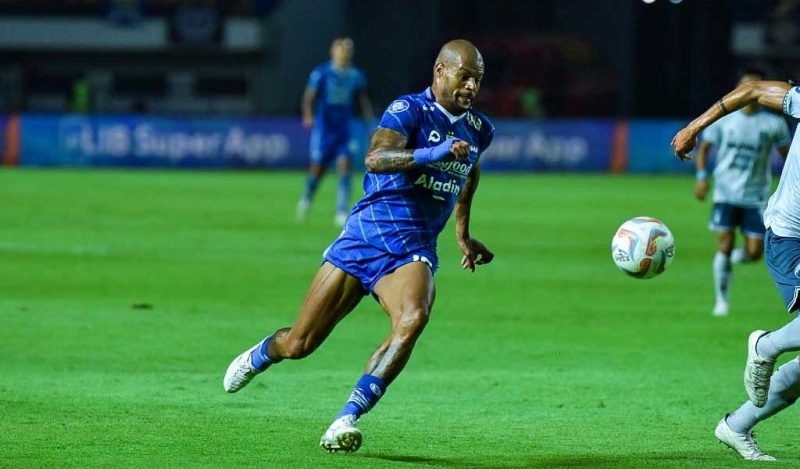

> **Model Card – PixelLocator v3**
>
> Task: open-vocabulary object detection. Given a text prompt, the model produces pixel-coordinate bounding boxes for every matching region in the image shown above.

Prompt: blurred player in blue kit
[298,37,374,226]
[224,40,495,453]
[692,69,790,316]
[675,78,800,461]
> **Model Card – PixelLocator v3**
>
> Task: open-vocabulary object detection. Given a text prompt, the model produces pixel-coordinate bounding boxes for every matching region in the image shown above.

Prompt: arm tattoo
[364,149,416,173]
[364,128,418,173]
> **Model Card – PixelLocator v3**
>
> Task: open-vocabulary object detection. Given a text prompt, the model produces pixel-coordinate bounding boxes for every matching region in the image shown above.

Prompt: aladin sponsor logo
[414,174,461,196]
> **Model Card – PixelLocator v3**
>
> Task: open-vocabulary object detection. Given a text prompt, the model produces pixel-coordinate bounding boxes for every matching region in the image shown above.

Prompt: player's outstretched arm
[673,81,792,160]
[454,163,494,272]
[364,128,469,173]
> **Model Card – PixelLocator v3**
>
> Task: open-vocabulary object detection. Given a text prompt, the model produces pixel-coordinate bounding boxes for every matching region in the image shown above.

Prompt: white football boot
[715,417,776,461]
[712,300,730,317]
[320,414,362,453]
[223,343,263,393]
[744,330,776,407]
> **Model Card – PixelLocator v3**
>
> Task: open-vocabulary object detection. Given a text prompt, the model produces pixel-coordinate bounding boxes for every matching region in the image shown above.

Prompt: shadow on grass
[359,450,739,468]
[359,452,462,466]
[504,450,751,468]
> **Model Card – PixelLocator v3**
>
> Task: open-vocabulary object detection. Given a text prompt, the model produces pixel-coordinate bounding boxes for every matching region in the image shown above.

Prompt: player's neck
[332,60,350,70]
[429,86,465,116]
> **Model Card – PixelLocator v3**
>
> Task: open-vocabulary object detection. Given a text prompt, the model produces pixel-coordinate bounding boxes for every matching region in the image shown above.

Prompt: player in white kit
[674,79,800,461]
[693,69,790,316]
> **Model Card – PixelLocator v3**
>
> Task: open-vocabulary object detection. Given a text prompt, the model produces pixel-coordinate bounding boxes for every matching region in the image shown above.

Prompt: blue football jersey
[344,87,495,255]
[307,61,366,132]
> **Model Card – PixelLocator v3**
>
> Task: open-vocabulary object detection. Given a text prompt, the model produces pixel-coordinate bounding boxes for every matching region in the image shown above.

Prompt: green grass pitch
[1,169,798,468]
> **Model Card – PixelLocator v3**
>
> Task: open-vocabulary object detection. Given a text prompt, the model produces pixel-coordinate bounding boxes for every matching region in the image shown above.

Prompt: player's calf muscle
[276,332,319,359]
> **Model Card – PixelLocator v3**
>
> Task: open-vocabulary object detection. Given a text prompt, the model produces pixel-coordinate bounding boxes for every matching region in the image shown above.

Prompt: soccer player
[674,79,800,461]
[298,37,374,226]
[693,69,790,317]
[224,39,495,453]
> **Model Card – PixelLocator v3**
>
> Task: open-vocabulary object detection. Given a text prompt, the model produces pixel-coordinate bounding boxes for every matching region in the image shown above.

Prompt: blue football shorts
[765,229,800,312]
[309,127,352,167]
[709,203,766,239]
[322,231,439,296]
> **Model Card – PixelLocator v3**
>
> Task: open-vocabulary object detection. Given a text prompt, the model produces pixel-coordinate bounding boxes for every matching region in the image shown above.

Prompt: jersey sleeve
[306,67,323,91]
[701,121,721,146]
[479,120,495,157]
[377,98,418,137]
[773,116,791,148]
[782,86,800,118]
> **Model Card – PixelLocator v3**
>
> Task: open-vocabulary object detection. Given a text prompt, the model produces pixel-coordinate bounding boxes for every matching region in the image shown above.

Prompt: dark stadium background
[3,1,800,467]
[0,0,793,118]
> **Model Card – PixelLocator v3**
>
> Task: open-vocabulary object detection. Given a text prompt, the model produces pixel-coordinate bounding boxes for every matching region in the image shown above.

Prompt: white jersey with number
[701,109,790,207]
[764,87,800,237]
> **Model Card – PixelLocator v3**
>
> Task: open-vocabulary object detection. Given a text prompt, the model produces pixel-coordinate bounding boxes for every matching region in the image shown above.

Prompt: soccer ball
[611,217,675,279]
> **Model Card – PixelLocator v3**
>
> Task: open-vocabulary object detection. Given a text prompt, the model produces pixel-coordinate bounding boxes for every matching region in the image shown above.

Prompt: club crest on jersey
[428,130,441,143]
[388,100,410,113]
[465,112,482,131]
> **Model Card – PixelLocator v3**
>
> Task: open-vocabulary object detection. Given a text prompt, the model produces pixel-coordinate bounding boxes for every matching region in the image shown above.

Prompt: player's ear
[434,62,445,78]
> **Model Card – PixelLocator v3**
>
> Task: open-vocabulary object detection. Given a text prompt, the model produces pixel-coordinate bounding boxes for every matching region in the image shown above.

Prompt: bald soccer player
[223,39,496,453]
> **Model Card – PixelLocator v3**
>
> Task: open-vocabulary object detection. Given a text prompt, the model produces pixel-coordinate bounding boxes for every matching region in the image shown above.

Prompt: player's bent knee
[310,165,326,179]
[746,244,764,261]
[392,306,430,341]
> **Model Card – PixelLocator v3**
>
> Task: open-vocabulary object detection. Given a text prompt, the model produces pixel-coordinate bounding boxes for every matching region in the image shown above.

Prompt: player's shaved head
[431,39,484,114]
[435,39,484,72]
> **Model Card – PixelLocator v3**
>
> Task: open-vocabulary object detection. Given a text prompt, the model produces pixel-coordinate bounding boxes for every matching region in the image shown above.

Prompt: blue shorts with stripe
[765,229,800,312]
[309,126,354,167]
[709,203,766,238]
[322,230,439,295]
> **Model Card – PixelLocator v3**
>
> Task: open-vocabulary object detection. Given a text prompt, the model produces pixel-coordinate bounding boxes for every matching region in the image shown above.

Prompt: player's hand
[302,115,314,129]
[449,140,470,162]
[458,237,494,273]
[694,179,709,201]
[414,138,468,165]
[671,127,698,161]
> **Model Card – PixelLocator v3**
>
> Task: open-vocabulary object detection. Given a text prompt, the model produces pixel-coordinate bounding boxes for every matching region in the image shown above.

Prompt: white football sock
[727,358,800,433]
[757,316,800,360]
[713,251,732,304]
